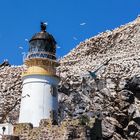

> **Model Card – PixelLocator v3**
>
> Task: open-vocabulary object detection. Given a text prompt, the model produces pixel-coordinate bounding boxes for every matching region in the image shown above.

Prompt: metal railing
[23,51,57,61]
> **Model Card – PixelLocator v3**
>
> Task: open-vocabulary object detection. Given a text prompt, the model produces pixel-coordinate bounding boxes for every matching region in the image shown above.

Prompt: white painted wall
[0,123,13,138]
[19,75,59,127]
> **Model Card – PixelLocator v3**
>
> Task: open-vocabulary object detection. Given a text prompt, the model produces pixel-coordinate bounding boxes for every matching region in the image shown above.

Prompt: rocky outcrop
[57,16,140,139]
[0,63,23,124]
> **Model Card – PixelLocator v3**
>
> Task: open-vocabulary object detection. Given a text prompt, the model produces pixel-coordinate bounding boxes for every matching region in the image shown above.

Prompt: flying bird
[80,22,86,26]
[44,22,48,25]
[25,38,28,42]
[87,58,112,79]
[57,45,61,49]
[19,46,23,49]
[88,71,97,79]
[26,94,30,97]
[21,52,25,54]
[73,37,78,40]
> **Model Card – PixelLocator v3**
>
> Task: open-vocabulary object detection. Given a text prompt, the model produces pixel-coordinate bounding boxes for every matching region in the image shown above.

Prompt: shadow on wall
[125,75,140,100]
[78,114,102,140]
[89,118,102,140]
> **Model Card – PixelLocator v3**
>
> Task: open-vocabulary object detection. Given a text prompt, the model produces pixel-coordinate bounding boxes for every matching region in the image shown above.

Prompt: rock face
[1,16,140,139]
[0,64,23,124]
[57,16,140,139]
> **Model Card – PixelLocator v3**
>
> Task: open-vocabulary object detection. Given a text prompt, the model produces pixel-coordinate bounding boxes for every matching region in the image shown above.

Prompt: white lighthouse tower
[19,23,60,127]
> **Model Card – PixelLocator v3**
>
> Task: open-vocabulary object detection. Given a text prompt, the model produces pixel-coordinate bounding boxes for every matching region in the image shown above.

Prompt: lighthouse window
[29,40,43,52]
[36,40,42,47]
[50,86,57,97]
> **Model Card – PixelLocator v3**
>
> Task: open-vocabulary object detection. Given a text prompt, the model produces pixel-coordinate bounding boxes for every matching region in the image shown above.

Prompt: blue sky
[0,0,140,65]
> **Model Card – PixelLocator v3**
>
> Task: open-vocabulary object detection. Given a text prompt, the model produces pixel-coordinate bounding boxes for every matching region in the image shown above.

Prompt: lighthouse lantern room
[19,23,60,127]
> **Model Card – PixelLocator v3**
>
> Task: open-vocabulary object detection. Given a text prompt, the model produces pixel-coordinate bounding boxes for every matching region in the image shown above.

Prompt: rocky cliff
[1,16,140,139]
[57,16,140,139]
[0,63,22,124]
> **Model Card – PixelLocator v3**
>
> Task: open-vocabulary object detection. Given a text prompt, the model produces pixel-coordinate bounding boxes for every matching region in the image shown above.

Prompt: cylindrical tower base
[19,75,59,127]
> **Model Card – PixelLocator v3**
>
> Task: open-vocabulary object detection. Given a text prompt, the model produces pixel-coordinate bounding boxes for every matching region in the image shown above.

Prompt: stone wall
[12,119,101,140]
[1,135,19,140]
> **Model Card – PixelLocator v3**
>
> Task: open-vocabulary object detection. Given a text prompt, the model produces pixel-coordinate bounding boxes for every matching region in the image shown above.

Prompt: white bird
[21,52,25,55]
[44,22,48,25]
[73,37,78,40]
[25,38,28,42]
[57,45,61,49]
[19,46,23,49]
[80,22,86,26]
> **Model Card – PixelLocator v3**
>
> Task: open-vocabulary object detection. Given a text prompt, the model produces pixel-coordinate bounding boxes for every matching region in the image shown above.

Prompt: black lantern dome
[28,22,56,60]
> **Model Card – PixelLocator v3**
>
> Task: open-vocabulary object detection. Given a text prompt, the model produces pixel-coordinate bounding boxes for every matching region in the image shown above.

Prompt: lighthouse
[19,23,60,127]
